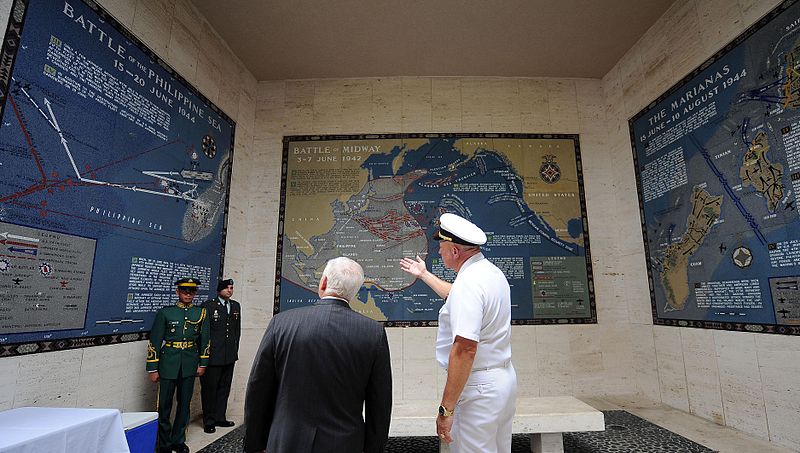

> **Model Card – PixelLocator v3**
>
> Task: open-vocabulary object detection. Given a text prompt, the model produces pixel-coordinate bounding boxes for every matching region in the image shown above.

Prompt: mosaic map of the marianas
[630,0,800,334]
[276,134,595,324]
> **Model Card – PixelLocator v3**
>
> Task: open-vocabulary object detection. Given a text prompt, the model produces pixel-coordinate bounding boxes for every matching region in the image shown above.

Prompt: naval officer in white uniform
[400,212,517,453]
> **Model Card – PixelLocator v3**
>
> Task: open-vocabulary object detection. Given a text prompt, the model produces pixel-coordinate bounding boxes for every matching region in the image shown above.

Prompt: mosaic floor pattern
[197,410,716,452]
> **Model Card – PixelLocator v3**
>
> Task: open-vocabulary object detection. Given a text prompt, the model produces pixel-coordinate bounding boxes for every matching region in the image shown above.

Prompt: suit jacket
[146,303,210,378]
[201,297,241,366]
[243,298,392,453]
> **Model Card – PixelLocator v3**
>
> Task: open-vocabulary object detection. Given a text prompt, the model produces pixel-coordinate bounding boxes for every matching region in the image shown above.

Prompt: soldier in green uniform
[147,277,211,453]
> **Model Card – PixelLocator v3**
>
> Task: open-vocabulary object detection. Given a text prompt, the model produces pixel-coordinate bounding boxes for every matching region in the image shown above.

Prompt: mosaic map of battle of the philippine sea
[275,134,595,325]
[630,0,800,334]
[0,0,233,351]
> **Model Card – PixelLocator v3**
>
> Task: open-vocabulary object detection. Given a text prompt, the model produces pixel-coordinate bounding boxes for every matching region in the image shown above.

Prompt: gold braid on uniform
[199,308,211,358]
[146,343,159,363]
[183,307,206,330]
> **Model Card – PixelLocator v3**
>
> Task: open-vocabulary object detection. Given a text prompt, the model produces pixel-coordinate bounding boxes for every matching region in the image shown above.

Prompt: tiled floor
[182,397,797,453]
[194,411,717,453]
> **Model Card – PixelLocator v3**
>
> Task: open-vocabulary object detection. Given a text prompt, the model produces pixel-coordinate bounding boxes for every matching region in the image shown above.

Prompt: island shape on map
[660,186,723,311]
[740,130,784,213]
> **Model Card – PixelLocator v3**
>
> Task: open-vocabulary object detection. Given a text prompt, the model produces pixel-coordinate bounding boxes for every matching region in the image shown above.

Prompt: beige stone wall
[0,0,257,417]
[603,0,799,448]
[247,75,639,411]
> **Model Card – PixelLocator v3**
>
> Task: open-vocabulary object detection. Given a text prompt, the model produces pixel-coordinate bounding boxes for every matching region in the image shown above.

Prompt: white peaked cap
[434,213,487,246]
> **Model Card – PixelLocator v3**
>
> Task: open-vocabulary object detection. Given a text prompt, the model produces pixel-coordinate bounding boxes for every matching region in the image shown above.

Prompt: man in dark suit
[200,278,241,433]
[243,257,392,453]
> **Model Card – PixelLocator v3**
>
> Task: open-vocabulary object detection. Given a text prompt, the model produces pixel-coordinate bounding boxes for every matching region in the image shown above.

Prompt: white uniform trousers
[450,362,517,453]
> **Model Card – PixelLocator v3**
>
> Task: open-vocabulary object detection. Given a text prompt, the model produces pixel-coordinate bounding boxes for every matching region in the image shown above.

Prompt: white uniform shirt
[436,252,512,369]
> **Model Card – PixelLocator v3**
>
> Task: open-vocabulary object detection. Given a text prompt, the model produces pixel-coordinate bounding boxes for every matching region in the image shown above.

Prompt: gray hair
[453,244,480,253]
[322,257,365,301]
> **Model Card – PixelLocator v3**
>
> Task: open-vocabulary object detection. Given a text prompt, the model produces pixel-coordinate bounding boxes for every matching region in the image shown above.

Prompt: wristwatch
[438,404,454,417]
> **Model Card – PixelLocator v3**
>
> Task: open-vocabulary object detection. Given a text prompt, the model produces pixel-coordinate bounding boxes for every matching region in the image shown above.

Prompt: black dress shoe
[215,420,235,427]
[204,424,216,433]
[174,444,190,453]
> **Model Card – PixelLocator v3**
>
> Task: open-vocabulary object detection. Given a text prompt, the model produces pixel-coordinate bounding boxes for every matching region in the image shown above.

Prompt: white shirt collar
[457,252,484,274]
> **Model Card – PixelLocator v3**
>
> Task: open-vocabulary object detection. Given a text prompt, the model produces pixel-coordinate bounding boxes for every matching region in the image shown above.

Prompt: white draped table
[0,407,130,453]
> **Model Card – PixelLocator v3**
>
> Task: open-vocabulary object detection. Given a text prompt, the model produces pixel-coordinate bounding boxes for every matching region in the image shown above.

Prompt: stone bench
[389,396,605,453]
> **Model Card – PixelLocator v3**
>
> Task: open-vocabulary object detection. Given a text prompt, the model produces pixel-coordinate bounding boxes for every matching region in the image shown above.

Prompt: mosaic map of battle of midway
[276,134,594,324]
[630,1,800,334]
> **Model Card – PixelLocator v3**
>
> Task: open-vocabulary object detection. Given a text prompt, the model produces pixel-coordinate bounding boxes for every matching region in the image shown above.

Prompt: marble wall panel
[217,66,243,122]
[400,77,433,132]
[226,327,266,417]
[680,329,724,424]
[386,328,404,402]
[14,350,82,407]
[511,326,537,366]
[755,335,800,449]
[636,3,674,98]
[166,22,199,84]
[237,72,258,130]
[715,331,769,440]
[402,359,439,400]
[545,80,579,133]
[615,252,653,326]
[371,78,403,133]
[131,0,173,58]
[124,341,158,412]
[518,79,551,131]
[76,343,130,408]
[311,79,347,133]
[220,256,245,291]
[738,0,783,26]
[254,81,287,138]
[629,324,660,400]
[0,356,20,410]
[653,326,689,412]
[575,79,607,136]
[431,78,463,132]
[283,80,315,134]
[99,0,136,27]
[461,78,521,132]
[194,52,222,103]
[661,0,707,84]
[696,0,745,59]
[511,326,539,398]
[615,46,647,118]
[172,0,203,37]
[338,79,374,133]
[535,326,574,396]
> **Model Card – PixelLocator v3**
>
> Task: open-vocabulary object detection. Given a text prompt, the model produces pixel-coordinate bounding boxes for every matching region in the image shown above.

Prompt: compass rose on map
[732,247,753,268]
[0,259,9,272]
[539,154,561,184]
[202,134,217,159]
